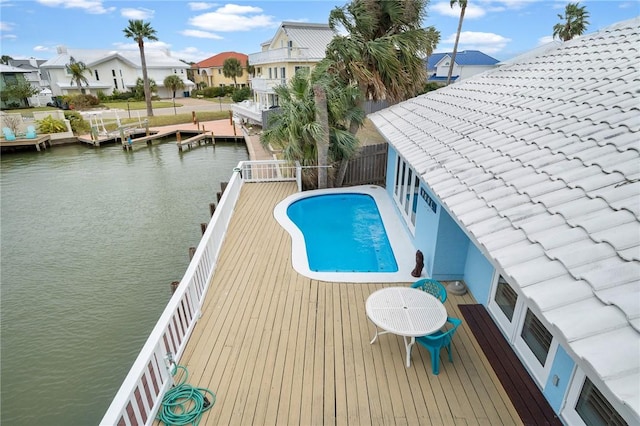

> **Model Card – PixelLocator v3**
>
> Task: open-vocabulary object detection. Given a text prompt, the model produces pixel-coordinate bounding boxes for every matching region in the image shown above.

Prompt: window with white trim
[520,309,553,366]
[563,370,629,426]
[576,377,628,425]
[393,156,418,232]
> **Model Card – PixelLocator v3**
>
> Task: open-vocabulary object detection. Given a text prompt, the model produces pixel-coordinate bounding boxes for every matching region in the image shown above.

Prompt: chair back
[411,278,447,303]
[2,127,16,141]
[420,317,462,348]
[26,125,37,138]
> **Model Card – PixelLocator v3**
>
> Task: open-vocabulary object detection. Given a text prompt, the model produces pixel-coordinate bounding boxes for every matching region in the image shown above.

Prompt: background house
[193,51,249,89]
[0,64,34,108]
[233,21,335,125]
[40,46,194,99]
[426,50,499,83]
[7,58,52,107]
[371,18,639,425]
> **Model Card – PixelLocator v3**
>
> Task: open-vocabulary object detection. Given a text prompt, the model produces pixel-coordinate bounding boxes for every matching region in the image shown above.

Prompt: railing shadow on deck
[100,160,301,426]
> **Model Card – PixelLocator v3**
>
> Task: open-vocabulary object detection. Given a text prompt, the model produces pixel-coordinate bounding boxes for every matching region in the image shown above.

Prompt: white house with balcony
[40,46,194,99]
[233,22,335,125]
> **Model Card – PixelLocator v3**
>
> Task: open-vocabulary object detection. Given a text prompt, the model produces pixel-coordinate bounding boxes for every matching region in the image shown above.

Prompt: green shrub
[64,111,90,134]
[66,94,100,110]
[36,115,68,133]
[203,86,226,98]
[231,87,251,102]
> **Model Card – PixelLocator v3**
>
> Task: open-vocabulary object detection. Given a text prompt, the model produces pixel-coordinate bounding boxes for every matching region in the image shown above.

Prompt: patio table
[366,286,447,367]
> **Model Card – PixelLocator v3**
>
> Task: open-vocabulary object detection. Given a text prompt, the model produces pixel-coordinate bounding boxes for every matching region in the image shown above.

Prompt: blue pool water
[286,194,398,272]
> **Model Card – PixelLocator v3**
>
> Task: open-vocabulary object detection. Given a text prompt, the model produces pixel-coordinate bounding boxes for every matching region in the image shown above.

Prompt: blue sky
[0,0,638,63]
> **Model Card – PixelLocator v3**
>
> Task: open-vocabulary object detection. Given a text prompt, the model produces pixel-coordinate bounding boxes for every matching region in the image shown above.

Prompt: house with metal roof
[40,46,194,99]
[193,51,249,89]
[370,17,639,425]
[233,22,336,125]
[426,50,499,83]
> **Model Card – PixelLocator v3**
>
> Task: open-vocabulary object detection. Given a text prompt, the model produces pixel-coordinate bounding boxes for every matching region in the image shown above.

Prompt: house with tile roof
[6,58,53,107]
[233,21,336,125]
[193,51,249,89]
[40,46,194,99]
[426,50,499,83]
[370,18,639,425]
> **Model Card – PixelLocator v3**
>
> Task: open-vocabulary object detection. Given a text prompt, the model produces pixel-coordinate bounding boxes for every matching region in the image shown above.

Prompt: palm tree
[123,19,158,117]
[65,56,92,94]
[553,2,590,41]
[325,0,440,184]
[163,75,185,115]
[261,66,363,189]
[222,58,243,87]
[446,0,467,86]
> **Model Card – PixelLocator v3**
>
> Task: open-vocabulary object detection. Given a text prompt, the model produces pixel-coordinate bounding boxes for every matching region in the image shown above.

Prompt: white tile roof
[370,17,640,420]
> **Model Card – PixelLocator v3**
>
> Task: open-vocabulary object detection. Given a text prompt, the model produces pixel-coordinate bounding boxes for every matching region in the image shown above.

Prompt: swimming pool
[274,185,416,283]
[287,193,398,272]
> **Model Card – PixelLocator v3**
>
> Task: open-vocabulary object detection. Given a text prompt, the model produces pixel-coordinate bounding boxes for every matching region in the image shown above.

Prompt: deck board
[170,182,524,426]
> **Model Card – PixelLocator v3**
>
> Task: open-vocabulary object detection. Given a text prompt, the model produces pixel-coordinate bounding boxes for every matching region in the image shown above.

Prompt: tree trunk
[335,83,366,187]
[139,41,154,117]
[314,85,330,189]
[447,5,466,86]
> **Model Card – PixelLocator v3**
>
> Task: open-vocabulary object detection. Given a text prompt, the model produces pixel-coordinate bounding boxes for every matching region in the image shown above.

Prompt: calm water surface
[0,141,248,425]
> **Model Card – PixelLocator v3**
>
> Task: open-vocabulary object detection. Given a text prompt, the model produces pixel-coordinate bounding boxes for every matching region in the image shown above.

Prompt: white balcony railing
[100,160,300,426]
[250,77,287,92]
[249,47,311,65]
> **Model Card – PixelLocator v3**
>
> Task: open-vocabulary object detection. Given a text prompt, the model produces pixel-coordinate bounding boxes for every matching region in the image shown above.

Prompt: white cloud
[172,46,214,63]
[188,2,217,11]
[36,0,115,14]
[1,33,17,40]
[216,4,263,14]
[189,3,276,32]
[537,35,554,45]
[431,1,487,19]
[121,7,154,20]
[438,31,511,54]
[0,21,14,31]
[180,29,223,40]
[34,45,54,52]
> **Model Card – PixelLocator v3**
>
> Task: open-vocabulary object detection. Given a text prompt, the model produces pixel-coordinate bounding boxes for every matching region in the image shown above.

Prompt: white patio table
[366,286,447,367]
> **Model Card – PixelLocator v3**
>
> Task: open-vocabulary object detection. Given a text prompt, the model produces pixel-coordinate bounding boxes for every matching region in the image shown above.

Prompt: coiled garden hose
[157,364,216,426]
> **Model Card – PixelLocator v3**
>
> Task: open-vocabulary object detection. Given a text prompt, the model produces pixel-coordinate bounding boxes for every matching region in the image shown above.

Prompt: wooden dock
[176,131,215,152]
[0,134,51,152]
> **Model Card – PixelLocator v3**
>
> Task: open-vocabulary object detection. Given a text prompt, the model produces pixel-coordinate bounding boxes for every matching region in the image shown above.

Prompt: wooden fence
[342,142,388,187]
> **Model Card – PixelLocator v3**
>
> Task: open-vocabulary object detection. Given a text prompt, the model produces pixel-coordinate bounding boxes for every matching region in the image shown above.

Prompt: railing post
[296,161,302,192]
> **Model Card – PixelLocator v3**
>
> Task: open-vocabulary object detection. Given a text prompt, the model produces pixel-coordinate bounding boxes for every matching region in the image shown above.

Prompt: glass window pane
[521,309,552,366]
[404,169,413,214]
[495,277,517,321]
[576,377,628,426]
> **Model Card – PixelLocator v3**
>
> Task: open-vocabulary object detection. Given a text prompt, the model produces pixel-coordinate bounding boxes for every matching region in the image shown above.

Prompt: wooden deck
[173,182,523,425]
[0,134,51,151]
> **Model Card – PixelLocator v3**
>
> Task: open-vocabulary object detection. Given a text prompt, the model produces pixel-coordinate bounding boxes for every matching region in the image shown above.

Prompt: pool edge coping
[273,185,418,283]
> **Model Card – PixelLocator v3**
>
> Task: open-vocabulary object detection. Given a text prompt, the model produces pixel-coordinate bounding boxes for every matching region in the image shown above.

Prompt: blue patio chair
[25,125,37,139]
[411,278,447,303]
[2,127,16,141]
[416,316,462,375]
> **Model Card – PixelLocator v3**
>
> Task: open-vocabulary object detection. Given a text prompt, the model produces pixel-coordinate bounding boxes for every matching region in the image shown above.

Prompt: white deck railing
[100,160,300,426]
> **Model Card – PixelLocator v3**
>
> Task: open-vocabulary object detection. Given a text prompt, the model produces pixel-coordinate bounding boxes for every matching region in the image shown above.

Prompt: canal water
[0,141,248,425]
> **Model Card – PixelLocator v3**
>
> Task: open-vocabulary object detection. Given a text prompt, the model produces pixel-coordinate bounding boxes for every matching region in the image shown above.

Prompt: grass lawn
[101,100,176,110]
[119,111,230,128]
